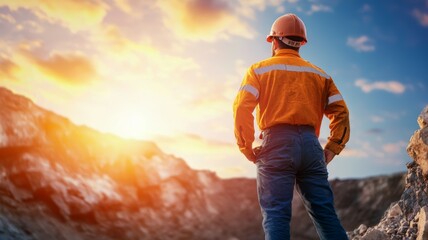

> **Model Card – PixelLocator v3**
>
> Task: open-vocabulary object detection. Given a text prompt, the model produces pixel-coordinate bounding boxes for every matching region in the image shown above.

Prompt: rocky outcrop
[0,87,263,240]
[408,106,428,177]
[349,105,428,240]
[0,87,406,239]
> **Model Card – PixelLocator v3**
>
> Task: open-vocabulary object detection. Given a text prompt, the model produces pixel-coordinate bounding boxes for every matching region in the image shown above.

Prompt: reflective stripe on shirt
[328,94,343,105]
[239,84,259,99]
[253,64,330,79]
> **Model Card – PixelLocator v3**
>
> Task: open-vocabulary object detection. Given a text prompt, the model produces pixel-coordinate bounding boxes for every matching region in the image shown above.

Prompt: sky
[0,0,427,179]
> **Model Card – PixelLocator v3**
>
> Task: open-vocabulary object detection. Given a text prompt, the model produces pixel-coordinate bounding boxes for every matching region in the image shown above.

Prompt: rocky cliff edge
[349,105,428,240]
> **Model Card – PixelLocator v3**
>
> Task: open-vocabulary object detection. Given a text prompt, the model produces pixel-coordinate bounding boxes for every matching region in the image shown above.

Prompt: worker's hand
[240,147,256,163]
[324,148,335,165]
[253,146,262,156]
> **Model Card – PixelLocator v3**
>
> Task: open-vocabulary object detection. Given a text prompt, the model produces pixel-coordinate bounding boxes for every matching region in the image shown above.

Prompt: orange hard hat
[266,14,307,46]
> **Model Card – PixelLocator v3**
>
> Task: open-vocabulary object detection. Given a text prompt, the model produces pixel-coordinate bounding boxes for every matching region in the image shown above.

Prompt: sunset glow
[0,0,427,179]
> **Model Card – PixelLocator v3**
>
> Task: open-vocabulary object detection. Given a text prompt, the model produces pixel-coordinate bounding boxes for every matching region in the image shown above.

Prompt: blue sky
[0,0,427,179]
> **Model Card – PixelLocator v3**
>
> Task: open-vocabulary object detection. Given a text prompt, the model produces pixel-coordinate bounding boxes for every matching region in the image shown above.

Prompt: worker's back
[252,49,331,135]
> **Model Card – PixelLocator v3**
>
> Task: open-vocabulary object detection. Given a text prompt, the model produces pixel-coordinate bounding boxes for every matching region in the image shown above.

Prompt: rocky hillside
[0,87,406,240]
[348,105,428,240]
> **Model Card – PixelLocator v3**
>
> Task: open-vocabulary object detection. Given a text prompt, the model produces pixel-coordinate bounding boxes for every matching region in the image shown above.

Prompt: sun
[96,105,157,140]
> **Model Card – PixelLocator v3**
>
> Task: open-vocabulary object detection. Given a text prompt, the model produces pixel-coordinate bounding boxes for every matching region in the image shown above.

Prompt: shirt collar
[274,49,301,58]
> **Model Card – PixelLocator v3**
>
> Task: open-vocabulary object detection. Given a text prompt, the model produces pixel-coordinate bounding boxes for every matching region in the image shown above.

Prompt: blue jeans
[255,124,348,240]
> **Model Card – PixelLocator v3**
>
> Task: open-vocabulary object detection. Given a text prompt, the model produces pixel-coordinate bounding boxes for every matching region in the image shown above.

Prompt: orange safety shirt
[233,49,350,155]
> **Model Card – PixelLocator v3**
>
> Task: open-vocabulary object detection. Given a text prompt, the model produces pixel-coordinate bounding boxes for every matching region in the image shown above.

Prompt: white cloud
[413,9,428,27]
[355,79,406,94]
[370,111,406,123]
[306,4,333,15]
[236,0,295,17]
[347,35,375,52]
[370,116,385,123]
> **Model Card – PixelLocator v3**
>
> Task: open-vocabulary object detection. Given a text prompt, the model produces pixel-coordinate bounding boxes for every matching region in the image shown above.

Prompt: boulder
[418,206,428,240]
[418,106,428,129]
[407,106,428,177]
[387,203,402,219]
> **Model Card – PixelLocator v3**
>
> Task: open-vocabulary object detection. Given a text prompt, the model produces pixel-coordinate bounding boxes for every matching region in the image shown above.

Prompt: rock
[361,229,389,240]
[357,224,368,235]
[418,105,428,129]
[0,87,412,239]
[386,228,396,235]
[0,216,31,240]
[418,207,428,240]
[0,87,266,240]
[407,127,428,177]
[408,105,428,178]
[387,203,402,218]
[349,106,428,240]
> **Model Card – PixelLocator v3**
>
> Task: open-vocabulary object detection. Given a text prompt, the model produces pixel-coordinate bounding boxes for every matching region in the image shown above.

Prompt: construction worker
[233,13,350,240]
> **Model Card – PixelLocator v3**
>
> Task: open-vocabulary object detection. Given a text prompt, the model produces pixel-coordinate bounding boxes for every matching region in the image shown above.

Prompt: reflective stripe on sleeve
[328,94,343,105]
[239,84,259,99]
[253,64,330,79]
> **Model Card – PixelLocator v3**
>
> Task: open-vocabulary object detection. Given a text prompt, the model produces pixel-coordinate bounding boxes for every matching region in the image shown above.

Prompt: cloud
[16,20,44,33]
[0,13,15,24]
[236,0,296,18]
[347,35,375,52]
[382,141,407,154]
[0,58,19,80]
[156,0,256,41]
[341,148,368,158]
[113,0,132,14]
[306,4,333,15]
[25,51,98,85]
[97,24,148,54]
[0,0,108,32]
[371,111,406,123]
[355,79,406,94]
[370,116,385,123]
[413,9,428,27]
[341,140,408,166]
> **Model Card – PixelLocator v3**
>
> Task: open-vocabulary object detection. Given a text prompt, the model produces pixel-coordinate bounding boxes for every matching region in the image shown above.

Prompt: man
[233,13,350,240]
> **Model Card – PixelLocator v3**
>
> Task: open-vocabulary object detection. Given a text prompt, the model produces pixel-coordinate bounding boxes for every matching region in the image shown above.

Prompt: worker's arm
[324,78,350,158]
[233,67,260,162]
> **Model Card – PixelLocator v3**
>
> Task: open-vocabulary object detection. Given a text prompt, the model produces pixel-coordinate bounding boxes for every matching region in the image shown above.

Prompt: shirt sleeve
[233,67,260,150]
[324,78,350,155]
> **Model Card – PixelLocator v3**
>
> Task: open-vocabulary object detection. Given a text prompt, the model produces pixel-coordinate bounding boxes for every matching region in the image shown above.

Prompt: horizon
[0,0,427,179]
[0,86,413,181]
